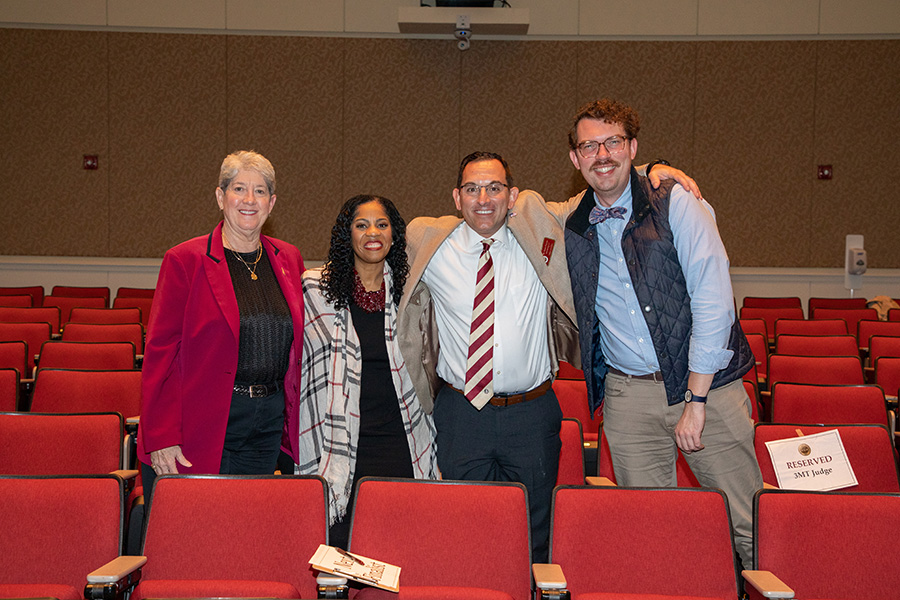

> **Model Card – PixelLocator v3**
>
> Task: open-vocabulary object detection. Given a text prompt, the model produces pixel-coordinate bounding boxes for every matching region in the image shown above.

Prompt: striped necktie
[464,239,495,409]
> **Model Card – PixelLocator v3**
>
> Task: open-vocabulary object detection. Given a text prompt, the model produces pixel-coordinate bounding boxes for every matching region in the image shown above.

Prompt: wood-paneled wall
[1,29,898,266]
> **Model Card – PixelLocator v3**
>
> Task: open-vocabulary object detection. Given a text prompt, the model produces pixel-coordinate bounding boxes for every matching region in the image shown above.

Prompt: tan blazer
[398,190,580,414]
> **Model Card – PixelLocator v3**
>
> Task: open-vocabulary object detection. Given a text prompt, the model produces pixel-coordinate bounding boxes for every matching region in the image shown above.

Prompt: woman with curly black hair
[297,195,439,548]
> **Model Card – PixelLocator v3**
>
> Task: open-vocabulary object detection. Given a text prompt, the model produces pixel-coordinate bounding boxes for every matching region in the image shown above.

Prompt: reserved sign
[764,429,858,491]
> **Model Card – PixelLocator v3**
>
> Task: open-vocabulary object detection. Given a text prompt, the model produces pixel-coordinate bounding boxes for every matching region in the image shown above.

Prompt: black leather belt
[607,367,663,382]
[447,380,552,407]
[233,381,283,398]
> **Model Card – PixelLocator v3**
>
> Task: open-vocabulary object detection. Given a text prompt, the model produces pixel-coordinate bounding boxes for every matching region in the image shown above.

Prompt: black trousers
[432,384,562,563]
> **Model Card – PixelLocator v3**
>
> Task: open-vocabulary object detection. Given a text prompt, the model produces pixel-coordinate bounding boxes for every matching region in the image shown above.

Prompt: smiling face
[215,169,276,248]
[569,118,637,207]
[351,200,393,269]
[452,159,519,238]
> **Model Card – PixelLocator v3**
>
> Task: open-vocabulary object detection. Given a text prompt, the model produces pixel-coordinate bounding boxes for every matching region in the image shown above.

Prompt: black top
[226,248,293,384]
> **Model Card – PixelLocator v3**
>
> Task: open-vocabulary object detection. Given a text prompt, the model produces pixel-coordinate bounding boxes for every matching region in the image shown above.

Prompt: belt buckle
[249,384,267,398]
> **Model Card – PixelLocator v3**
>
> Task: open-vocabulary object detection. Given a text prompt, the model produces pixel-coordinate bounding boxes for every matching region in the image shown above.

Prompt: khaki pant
[603,375,762,567]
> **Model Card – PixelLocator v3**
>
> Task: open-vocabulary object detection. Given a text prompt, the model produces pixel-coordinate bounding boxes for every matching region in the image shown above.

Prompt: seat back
[38,340,135,371]
[0,294,33,307]
[69,306,142,326]
[812,308,878,337]
[0,475,123,593]
[774,334,859,357]
[739,317,768,340]
[0,368,18,412]
[767,354,864,386]
[890,308,900,322]
[598,428,700,487]
[741,296,802,310]
[0,321,52,372]
[754,490,900,598]
[874,356,900,399]
[869,336,900,363]
[553,379,599,441]
[0,306,61,332]
[857,320,900,351]
[0,286,44,307]
[0,412,124,475]
[550,486,737,598]
[141,475,327,599]
[555,360,584,379]
[770,382,889,426]
[115,287,155,299]
[51,285,111,307]
[349,478,531,600]
[62,322,144,353]
[744,331,768,383]
[743,379,760,422]
[112,296,154,329]
[557,418,585,485]
[31,368,141,417]
[774,318,848,337]
[43,295,107,324]
[0,340,27,376]
[739,307,804,343]
[753,423,900,492]
[808,296,868,316]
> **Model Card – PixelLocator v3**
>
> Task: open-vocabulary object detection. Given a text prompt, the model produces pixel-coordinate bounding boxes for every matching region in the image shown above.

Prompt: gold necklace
[230,242,263,280]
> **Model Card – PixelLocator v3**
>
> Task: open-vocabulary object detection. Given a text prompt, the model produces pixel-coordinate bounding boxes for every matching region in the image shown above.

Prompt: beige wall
[1,28,898,267]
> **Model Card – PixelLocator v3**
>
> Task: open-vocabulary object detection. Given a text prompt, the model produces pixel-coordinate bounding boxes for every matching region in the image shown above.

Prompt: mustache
[591,158,619,170]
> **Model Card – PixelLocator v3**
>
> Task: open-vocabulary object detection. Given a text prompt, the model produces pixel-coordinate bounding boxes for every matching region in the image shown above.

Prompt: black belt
[607,367,663,382]
[233,381,283,398]
[446,380,552,407]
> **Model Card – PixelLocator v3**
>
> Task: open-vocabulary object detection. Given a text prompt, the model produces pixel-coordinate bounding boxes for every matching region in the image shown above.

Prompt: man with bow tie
[563,98,762,568]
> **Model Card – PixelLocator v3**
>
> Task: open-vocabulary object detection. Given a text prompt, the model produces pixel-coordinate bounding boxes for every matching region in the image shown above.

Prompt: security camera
[454,28,471,40]
[457,38,470,51]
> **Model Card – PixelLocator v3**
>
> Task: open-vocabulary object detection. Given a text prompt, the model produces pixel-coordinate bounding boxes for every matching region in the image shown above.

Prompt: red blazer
[137,221,305,473]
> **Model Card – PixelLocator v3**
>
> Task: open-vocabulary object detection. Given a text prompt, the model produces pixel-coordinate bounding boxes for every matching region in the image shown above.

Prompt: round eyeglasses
[576,136,629,159]
[459,182,509,198]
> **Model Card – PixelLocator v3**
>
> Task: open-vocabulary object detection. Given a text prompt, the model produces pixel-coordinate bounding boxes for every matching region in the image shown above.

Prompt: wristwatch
[684,389,707,404]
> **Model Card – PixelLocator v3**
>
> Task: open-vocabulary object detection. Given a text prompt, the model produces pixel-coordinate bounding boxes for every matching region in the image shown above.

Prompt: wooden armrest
[585,476,616,486]
[742,569,794,598]
[126,416,140,425]
[111,469,139,481]
[533,563,567,590]
[87,555,147,583]
[763,481,778,489]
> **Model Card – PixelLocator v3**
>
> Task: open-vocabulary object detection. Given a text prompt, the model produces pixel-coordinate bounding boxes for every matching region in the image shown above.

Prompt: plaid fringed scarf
[297,265,439,524]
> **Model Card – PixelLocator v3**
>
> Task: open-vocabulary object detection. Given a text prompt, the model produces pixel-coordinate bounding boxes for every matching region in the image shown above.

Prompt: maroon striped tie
[464,239,495,408]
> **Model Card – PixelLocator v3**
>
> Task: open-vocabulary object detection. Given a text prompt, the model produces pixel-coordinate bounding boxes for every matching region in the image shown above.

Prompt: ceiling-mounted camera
[454,28,471,50]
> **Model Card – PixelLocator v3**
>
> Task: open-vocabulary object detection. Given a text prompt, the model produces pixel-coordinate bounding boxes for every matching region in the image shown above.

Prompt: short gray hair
[218,150,276,195]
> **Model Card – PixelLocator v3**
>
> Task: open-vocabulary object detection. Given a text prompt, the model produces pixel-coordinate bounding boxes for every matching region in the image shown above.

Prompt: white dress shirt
[422,221,550,394]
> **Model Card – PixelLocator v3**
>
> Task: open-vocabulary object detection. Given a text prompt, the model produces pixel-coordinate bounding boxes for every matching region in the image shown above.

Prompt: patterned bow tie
[589,205,627,225]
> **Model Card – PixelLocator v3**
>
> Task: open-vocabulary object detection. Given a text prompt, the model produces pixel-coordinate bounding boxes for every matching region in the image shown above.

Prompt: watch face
[684,390,693,403]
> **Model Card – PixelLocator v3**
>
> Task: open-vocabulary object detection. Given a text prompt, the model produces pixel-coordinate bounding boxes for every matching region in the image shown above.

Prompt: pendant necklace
[231,242,263,280]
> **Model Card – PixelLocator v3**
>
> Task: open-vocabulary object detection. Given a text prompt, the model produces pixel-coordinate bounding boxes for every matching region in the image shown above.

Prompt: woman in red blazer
[137,151,305,491]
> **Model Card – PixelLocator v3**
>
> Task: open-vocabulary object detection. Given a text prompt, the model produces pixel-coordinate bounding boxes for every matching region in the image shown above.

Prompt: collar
[457,220,510,252]
[205,221,280,263]
[566,167,651,238]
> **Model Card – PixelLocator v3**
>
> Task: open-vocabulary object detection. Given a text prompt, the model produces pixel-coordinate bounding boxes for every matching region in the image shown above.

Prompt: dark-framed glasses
[576,136,629,159]
[460,182,509,198]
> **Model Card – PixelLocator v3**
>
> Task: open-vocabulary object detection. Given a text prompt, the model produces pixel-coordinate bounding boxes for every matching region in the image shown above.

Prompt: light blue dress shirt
[593,182,735,376]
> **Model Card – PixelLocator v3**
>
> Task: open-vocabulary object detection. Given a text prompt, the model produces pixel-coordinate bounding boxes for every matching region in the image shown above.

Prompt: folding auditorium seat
[811,307,878,338]
[539,486,739,599]
[753,423,899,492]
[770,382,890,427]
[767,354,864,387]
[349,478,531,600]
[86,475,328,600]
[808,296,868,316]
[0,321,52,373]
[43,294,107,324]
[741,296,802,310]
[0,340,27,377]
[739,317,768,342]
[774,317,848,337]
[31,368,141,418]
[69,306,143,326]
[0,305,61,333]
[62,322,144,354]
[890,308,900,322]
[746,489,900,600]
[0,368,18,411]
[0,474,124,600]
[743,379,761,422]
[38,340,136,371]
[0,294,33,307]
[556,418,586,486]
[597,428,701,487]
[739,307,804,344]
[773,334,859,357]
[857,319,900,353]
[0,285,44,306]
[552,378,599,442]
[744,331,768,389]
[869,335,900,362]
[0,411,129,474]
[555,360,584,379]
[874,356,900,400]
[51,284,111,307]
[114,286,155,298]
[112,296,154,329]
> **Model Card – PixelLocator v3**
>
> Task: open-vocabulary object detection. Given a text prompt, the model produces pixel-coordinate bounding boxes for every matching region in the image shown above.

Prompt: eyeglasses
[576,136,629,159]
[459,182,509,198]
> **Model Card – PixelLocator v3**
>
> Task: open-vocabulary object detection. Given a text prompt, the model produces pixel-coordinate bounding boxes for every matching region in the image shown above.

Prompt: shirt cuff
[688,344,734,375]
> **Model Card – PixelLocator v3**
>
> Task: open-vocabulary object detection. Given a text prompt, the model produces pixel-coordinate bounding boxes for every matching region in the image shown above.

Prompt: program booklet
[309,544,401,593]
